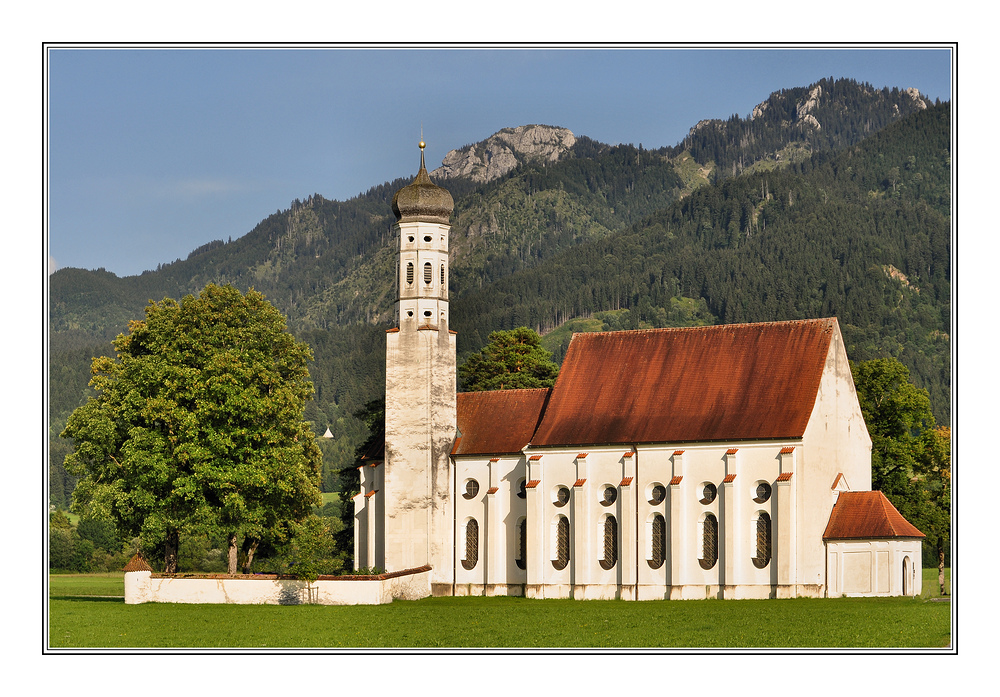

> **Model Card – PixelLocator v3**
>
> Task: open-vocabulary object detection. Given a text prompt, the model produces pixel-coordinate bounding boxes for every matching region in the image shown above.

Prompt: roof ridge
[569,317,836,340]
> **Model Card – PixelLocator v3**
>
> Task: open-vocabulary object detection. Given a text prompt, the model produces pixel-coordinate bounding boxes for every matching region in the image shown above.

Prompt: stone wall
[124,565,432,605]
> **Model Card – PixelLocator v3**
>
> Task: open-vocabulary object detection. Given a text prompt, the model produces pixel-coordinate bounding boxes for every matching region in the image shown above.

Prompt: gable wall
[798,323,873,590]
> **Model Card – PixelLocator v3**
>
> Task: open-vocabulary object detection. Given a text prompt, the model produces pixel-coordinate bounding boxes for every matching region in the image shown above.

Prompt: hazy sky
[47,46,952,277]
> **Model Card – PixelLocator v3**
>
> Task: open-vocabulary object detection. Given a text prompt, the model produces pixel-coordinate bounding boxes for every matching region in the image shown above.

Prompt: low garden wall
[124,563,432,605]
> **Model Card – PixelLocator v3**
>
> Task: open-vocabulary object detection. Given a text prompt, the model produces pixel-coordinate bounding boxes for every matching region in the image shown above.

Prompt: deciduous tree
[62,284,322,573]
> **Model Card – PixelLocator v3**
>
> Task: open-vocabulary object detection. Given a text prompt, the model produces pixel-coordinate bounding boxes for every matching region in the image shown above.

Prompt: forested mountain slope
[49,79,949,506]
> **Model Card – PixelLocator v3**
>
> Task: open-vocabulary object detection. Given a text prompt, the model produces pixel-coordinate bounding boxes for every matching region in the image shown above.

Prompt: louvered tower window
[462,518,479,570]
[406,262,414,285]
[699,513,718,570]
[600,515,618,570]
[552,516,570,571]
[752,512,771,569]
[648,514,666,569]
[423,262,432,284]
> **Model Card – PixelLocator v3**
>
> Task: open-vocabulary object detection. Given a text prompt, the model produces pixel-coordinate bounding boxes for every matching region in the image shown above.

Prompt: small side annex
[823,490,925,597]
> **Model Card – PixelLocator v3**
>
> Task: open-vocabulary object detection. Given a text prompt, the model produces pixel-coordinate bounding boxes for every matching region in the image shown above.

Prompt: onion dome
[392,141,454,224]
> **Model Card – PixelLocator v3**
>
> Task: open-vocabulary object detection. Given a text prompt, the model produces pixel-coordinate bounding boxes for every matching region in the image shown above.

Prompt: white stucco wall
[124,568,432,605]
[826,539,923,597]
[798,323,873,594]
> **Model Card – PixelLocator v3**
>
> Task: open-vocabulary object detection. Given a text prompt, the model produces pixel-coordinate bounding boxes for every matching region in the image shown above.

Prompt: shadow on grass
[50,596,125,603]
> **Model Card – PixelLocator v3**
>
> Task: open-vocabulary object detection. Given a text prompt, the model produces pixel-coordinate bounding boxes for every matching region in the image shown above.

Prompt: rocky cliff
[432,124,576,184]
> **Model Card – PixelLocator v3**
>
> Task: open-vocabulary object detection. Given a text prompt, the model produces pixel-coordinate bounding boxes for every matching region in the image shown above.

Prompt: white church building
[352,144,925,601]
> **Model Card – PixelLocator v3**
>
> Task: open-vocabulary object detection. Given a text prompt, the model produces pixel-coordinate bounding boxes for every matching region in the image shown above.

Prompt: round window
[554,486,570,507]
[754,482,772,504]
[700,483,717,505]
[601,486,617,506]
[649,484,666,505]
[463,479,480,499]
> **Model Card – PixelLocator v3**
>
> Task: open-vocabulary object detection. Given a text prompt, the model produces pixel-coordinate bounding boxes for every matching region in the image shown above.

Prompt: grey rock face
[432,124,576,184]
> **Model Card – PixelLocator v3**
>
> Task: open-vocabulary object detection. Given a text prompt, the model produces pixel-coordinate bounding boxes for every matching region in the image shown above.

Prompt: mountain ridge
[48,77,950,507]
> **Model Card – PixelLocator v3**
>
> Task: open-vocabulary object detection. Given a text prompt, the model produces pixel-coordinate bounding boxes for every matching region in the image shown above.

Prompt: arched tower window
[699,513,718,570]
[752,512,771,569]
[552,516,570,570]
[423,262,432,284]
[515,517,527,570]
[462,518,479,570]
[599,514,618,570]
[648,513,666,569]
[441,263,446,287]
[405,261,414,285]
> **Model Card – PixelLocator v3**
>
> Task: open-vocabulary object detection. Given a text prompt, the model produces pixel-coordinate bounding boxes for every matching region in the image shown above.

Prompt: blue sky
[47,46,953,277]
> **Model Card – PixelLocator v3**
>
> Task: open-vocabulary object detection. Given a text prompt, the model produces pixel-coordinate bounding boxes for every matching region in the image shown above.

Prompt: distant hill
[48,78,949,508]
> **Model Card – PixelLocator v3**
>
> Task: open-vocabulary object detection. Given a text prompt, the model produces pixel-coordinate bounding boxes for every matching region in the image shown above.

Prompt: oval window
[601,486,617,506]
[700,483,717,505]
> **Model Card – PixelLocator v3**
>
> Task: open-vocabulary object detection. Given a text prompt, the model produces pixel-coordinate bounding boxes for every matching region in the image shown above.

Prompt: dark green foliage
[458,327,559,391]
[852,357,950,566]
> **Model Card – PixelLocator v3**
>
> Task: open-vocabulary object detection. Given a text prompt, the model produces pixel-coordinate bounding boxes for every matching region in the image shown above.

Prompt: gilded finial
[420,123,425,151]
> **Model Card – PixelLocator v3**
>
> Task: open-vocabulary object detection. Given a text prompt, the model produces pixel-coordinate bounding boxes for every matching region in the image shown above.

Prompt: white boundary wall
[124,566,431,605]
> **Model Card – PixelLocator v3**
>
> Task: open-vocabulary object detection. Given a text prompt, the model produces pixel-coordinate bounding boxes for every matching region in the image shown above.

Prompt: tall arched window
[600,515,618,570]
[752,512,771,568]
[648,513,666,569]
[462,518,479,570]
[405,262,414,285]
[440,264,446,287]
[699,513,718,570]
[552,516,570,570]
[423,261,432,284]
[515,518,527,570]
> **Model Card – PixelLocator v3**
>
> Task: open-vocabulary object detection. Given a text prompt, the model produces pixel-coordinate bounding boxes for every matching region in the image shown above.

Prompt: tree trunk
[242,538,259,574]
[938,549,946,596]
[228,532,239,575]
[164,530,179,573]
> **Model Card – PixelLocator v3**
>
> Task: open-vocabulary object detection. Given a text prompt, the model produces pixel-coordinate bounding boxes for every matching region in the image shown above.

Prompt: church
[352,144,925,601]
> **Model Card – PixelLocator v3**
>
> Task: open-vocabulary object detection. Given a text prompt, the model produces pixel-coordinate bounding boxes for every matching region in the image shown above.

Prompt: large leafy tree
[62,284,322,573]
[458,327,559,392]
[852,357,950,568]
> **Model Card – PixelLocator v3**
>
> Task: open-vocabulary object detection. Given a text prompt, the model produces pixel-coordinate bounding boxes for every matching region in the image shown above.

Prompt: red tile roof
[723,474,737,483]
[123,553,153,572]
[823,491,925,540]
[530,319,836,447]
[452,388,551,456]
[726,448,739,455]
[780,447,795,454]
[620,477,634,486]
[673,450,685,456]
[574,479,587,487]
[487,486,499,495]
[777,472,794,482]
[670,476,683,485]
[525,479,541,489]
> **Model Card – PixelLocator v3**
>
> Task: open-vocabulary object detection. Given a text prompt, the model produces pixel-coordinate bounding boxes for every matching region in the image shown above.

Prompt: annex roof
[530,319,837,447]
[452,388,551,456]
[823,491,926,540]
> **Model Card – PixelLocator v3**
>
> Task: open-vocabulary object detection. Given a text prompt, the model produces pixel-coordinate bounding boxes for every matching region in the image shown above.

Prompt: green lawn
[48,569,951,649]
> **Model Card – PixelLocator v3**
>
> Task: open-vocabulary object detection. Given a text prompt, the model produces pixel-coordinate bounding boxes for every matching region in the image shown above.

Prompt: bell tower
[379,141,457,594]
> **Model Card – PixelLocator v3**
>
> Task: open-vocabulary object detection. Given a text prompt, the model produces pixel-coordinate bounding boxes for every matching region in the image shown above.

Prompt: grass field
[48,569,951,650]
